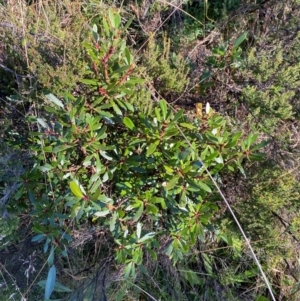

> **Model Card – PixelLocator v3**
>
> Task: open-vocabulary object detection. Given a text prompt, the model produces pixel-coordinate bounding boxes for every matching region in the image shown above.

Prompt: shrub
[241,42,300,133]
[233,164,300,300]
[142,32,190,94]
[1,7,269,300]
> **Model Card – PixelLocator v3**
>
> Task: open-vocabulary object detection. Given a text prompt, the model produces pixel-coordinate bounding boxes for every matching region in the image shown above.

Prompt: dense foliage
[0,1,299,300]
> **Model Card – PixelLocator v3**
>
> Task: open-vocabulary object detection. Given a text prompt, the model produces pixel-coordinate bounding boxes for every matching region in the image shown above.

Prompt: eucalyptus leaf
[45,93,64,108]
[45,265,56,300]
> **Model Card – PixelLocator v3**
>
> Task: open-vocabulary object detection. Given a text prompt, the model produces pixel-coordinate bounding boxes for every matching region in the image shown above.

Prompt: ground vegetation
[0,0,299,300]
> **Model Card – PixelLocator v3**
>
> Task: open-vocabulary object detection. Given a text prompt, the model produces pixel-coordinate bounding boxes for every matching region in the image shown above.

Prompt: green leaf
[146,141,159,156]
[146,203,159,214]
[123,117,135,130]
[255,297,270,301]
[136,222,142,239]
[102,17,110,36]
[232,32,247,52]
[124,47,132,65]
[124,261,134,279]
[110,211,118,231]
[197,181,212,193]
[138,232,155,243]
[31,234,45,242]
[164,127,179,139]
[38,280,72,293]
[251,140,270,151]
[214,156,224,164]
[52,281,72,293]
[37,118,48,129]
[97,125,107,139]
[173,109,184,122]
[100,150,113,161]
[81,79,98,85]
[92,24,98,42]
[166,176,180,190]
[48,245,55,266]
[248,153,266,161]
[76,202,85,220]
[145,247,157,260]
[45,93,64,108]
[132,248,143,265]
[98,194,113,202]
[109,9,116,28]
[180,123,196,130]
[133,204,144,222]
[40,164,53,172]
[159,100,167,120]
[94,210,110,217]
[125,101,134,112]
[114,13,121,28]
[45,265,56,300]
[70,181,84,198]
[246,133,259,149]
[111,101,123,115]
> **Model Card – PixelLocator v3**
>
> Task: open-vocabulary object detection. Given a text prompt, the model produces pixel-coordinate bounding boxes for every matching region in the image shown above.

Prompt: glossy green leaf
[70,181,84,198]
[133,204,144,222]
[166,176,180,190]
[138,232,155,243]
[100,150,113,161]
[146,141,159,156]
[123,117,135,130]
[94,210,110,217]
[197,181,212,193]
[112,102,122,115]
[96,125,107,139]
[40,164,53,172]
[180,123,196,130]
[146,203,159,214]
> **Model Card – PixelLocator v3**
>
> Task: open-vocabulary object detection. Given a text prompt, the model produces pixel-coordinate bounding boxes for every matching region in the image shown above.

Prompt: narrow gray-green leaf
[138,232,155,243]
[37,118,48,129]
[45,265,56,299]
[38,280,72,293]
[45,93,64,108]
